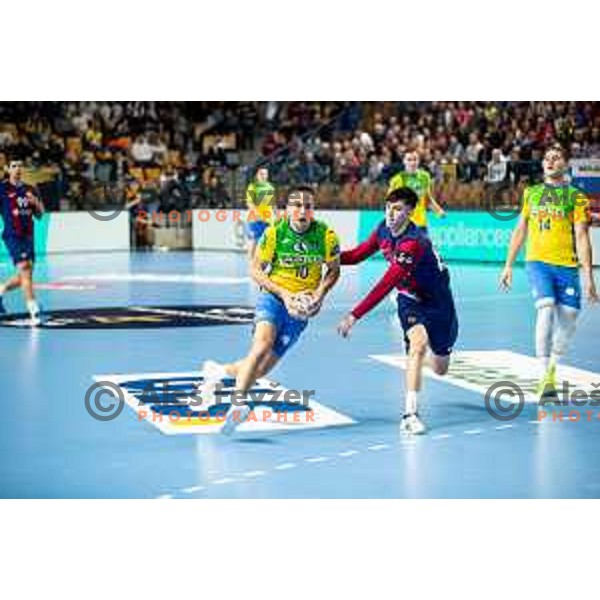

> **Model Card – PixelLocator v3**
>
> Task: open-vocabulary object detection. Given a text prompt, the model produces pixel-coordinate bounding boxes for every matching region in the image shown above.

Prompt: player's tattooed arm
[575,222,599,302]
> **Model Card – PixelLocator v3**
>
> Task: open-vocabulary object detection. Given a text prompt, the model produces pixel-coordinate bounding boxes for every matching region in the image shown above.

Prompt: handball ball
[291,292,319,319]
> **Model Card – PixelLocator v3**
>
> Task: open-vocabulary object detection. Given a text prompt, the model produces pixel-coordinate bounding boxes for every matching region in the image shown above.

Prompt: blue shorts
[397,294,458,357]
[2,236,34,265]
[254,291,308,358]
[246,220,269,242]
[526,261,581,310]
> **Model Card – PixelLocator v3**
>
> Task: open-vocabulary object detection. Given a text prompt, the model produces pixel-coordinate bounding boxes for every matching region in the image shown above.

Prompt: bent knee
[431,362,449,376]
[408,340,428,357]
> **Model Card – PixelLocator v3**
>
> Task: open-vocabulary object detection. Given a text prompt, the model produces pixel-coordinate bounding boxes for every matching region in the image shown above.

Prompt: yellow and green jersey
[522,183,590,267]
[257,218,340,293]
[388,169,432,228]
[246,180,276,223]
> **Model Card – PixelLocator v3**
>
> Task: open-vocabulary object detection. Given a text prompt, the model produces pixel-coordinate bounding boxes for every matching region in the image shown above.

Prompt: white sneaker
[400,412,426,436]
[193,361,226,408]
[203,360,227,380]
[29,308,42,327]
[221,404,251,436]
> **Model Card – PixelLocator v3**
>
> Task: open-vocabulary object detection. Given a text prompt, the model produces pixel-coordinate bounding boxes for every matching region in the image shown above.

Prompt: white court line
[432,433,452,440]
[61,273,250,285]
[181,485,205,494]
[338,450,359,457]
[274,463,296,470]
[157,424,532,498]
[243,471,266,478]
[211,477,238,485]
[156,494,174,500]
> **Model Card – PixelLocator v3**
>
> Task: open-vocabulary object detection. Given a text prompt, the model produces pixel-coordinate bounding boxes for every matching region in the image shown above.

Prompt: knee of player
[535,298,556,312]
[408,339,428,357]
[432,362,449,376]
[250,340,274,361]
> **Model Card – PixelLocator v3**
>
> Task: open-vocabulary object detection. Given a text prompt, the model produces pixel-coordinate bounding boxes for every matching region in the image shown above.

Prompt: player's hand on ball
[286,292,321,320]
[298,291,322,317]
[337,313,356,338]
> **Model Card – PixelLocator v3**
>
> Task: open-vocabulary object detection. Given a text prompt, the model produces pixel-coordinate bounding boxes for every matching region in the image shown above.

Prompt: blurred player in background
[199,185,341,434]
[388,150,446,233]
[337,187,458,435]
[245,166,276,261]
[0,160,45,325]
[500,144,598,396]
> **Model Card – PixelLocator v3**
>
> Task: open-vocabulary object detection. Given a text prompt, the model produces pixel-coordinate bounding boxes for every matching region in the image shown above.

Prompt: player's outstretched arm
[575,222,599,303]
[499,215,528,291]
[428,194,446,218]
[337,261,409,339]
[340,228,380,265]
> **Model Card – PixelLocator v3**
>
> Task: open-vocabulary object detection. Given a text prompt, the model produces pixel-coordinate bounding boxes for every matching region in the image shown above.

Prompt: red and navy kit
[0,181,39,264]
[341,220,458,355]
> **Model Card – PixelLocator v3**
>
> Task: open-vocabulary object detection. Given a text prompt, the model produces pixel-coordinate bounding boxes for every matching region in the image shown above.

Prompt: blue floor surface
[1,251,599,498]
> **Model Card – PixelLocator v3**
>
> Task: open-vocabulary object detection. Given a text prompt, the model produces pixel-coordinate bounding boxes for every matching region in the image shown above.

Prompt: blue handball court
[1,246,600,499]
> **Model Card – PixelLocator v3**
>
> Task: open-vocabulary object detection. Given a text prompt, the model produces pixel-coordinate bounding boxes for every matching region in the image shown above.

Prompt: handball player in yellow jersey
[245,166,276,261]
[388,150,446,233]
[198,185,341,434]
[500,144,598,396]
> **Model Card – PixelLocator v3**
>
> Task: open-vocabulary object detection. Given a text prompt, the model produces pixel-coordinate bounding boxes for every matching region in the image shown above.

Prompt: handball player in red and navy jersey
[337,187,458,435]
[0,159,45,325]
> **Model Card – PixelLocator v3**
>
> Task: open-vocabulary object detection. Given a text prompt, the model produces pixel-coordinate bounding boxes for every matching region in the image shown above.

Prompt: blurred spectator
[485,149,508,183]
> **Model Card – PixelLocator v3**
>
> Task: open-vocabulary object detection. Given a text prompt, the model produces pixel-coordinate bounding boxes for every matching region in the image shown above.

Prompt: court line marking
[157,423,525,498]
[62,273,251,285]
[367,444,390,451]
[243,471,266,478]
[274,463,296,470]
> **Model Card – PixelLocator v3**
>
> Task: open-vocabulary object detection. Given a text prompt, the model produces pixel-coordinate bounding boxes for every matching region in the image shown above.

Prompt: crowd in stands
[0,101,262,211]
[1,101,599,213]
[261,101,600,189]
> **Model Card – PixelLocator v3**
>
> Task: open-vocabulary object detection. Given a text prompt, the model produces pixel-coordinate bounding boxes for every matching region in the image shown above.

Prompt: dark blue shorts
[246,220,269,242]
[526,261,581,310]
[397,294,458,357]
[3,236,34,265]
[254,291,308,358]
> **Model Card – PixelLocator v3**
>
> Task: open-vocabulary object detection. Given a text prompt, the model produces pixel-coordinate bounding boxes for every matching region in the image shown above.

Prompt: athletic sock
[405,390,418,415]
[27,300,39,315]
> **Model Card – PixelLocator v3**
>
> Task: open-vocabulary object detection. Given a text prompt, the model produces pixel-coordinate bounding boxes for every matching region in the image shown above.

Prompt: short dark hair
[386,187,419,209]
[287,185,316,201]
[545,143,568,161]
